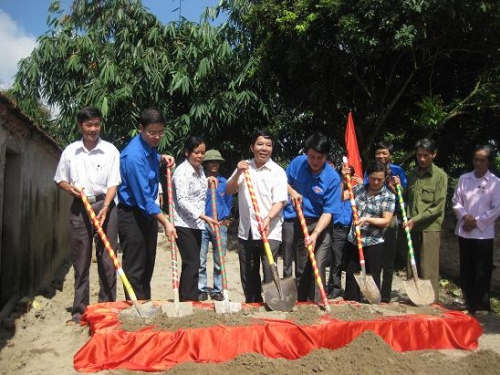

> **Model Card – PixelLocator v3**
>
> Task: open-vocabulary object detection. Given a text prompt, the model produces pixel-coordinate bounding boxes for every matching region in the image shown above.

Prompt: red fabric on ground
[74,301,482,373]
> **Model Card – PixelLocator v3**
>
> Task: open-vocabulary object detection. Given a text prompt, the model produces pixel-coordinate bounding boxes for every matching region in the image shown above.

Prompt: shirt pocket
[421,186,435,203]
[310,185,325,206]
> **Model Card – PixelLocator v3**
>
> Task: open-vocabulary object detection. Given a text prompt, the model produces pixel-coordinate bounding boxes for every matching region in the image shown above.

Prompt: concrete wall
[440,212,500,295]
[0,94,71,308]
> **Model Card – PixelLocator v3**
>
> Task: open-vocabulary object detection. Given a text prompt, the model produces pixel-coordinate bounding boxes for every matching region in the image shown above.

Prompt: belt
[74,194,105,204]
[304,217,319,224]
[333,224,350,230]
[118,202,134,211]
[284,218,295,223]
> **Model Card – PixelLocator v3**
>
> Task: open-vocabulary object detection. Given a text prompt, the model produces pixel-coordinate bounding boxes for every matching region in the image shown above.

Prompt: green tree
[9,0,269,156]
[217,0,500,171]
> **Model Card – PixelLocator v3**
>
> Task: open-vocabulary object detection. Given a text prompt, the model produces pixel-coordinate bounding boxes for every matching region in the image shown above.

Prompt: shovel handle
[344,173,367,273]
[395,183,419,278]
[243,170,276,267]
[293,202,330,310]
[166,167,180,291]
[210,184,229,291]
[78,190,139,304]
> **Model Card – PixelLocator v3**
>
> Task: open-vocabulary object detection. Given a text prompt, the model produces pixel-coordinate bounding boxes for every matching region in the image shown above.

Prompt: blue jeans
[198,223,228,294]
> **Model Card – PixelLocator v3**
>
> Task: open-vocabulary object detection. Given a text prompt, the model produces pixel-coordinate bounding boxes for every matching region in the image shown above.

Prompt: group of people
[55,106,499,326]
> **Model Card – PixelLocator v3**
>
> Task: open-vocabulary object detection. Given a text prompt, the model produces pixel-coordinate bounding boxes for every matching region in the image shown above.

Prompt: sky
[0,0,222,89]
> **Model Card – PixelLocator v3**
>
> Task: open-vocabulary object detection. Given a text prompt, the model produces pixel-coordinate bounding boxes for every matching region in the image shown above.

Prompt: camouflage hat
[204,149,225,162]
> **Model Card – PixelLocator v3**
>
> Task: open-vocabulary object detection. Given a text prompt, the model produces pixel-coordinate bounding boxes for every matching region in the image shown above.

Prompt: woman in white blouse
[452,144,500,315]
[173,136,218,301]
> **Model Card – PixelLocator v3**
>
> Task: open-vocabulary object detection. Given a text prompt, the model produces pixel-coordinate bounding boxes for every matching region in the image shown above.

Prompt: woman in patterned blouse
[342,161,396,302]
[172,136,218,301]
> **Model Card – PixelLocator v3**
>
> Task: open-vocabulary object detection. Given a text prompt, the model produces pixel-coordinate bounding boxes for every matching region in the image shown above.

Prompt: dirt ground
[1,232,500,374]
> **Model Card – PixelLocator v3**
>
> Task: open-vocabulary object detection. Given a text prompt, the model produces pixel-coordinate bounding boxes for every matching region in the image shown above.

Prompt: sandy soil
[1,232,500,374]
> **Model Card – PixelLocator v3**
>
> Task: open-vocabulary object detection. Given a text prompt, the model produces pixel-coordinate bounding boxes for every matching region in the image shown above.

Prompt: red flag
[344,112,363,178]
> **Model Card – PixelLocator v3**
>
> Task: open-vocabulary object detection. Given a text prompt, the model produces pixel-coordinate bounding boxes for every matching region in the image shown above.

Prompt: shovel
[395,183,435,306]
[243,170,297,312]
[78,190,150,319]
[293,202,330,312]
[162,167,194,317]
[343,161,381,304]
[210,183,242,313]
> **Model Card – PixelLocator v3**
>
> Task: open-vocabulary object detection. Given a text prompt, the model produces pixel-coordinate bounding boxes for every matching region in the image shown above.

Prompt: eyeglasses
[144,130,165,137]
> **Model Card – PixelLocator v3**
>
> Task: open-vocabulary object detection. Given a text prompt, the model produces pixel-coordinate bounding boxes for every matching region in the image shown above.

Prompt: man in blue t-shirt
[286,133,342,302]
[198,149,233,302]
[364,141,408,303]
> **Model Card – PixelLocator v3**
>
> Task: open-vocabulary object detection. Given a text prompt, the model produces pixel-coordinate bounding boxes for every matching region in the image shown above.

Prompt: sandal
[66,317,80,326]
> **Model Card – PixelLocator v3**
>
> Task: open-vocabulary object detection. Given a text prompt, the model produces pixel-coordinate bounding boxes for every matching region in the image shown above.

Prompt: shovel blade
[354,273,381,305]
[161,302,194,317]
[214,290,242,313]
[214,300,242,314]
[121,301,162,319]
[262,276,297,312]
[404,278,435,306]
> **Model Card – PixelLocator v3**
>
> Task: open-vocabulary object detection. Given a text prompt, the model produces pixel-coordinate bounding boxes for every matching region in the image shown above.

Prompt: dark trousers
[238,234,280,303]
[459,237,494,313]
[70,200,117,319]
[281,220,295,278]
[175,226,202,301]
[294,220,331,302]
[327,226,350,293]
[381,215,398,302]
[344,241,384,302]
[118,205,158,300]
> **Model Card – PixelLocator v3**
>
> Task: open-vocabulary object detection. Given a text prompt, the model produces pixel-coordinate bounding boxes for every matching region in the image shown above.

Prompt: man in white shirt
[226,130,288,303]
[54,106,121,325]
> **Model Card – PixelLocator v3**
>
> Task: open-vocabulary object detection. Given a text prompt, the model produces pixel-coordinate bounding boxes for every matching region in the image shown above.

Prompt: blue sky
[0,0,222,89]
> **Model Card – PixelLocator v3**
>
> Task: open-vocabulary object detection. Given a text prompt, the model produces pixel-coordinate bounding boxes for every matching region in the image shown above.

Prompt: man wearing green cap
[198,149,233,301]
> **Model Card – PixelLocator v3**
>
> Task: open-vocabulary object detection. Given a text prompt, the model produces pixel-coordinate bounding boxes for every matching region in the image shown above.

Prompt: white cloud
[0,10,37,90]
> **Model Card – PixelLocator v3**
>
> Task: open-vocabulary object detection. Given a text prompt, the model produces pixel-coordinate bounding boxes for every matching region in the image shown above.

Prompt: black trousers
[327,225,350,293]
[70,199,117,319]
[344,241,384,302]
[459,237,494,313]
[175,226,202,301]
[294,220,331,302]
[238,234,280,303]
[118,205,158,300]
[381,215,399,302]
[281,220,295,278]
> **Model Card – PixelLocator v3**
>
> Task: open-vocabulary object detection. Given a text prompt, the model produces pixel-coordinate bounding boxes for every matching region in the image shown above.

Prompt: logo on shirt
[312,186,323,194]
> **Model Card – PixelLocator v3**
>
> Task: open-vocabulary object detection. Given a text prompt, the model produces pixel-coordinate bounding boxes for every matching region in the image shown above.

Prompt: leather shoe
[198,292,208,301]
[211,293,224,301]
[328,289,343,299]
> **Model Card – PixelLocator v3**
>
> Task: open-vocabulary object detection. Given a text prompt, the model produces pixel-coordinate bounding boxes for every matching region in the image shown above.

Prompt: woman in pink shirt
[452,144,500,316]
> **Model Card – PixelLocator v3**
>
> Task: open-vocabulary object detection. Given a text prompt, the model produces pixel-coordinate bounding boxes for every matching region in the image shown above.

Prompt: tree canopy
[219,0,500,171]
[9,0,269,157]
[7,0,500,175]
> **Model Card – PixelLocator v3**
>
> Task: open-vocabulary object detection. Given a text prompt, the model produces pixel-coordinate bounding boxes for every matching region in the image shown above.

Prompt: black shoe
[211,293,224,301]
[198,292,208,301]
[328,289,343,299]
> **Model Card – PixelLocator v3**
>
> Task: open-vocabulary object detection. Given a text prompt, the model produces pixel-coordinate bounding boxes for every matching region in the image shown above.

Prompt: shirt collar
[138,134,155,157]
[251,158,273,170]
[466,170,492,182]
[77,138,103,153]
[416,163,435,176]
